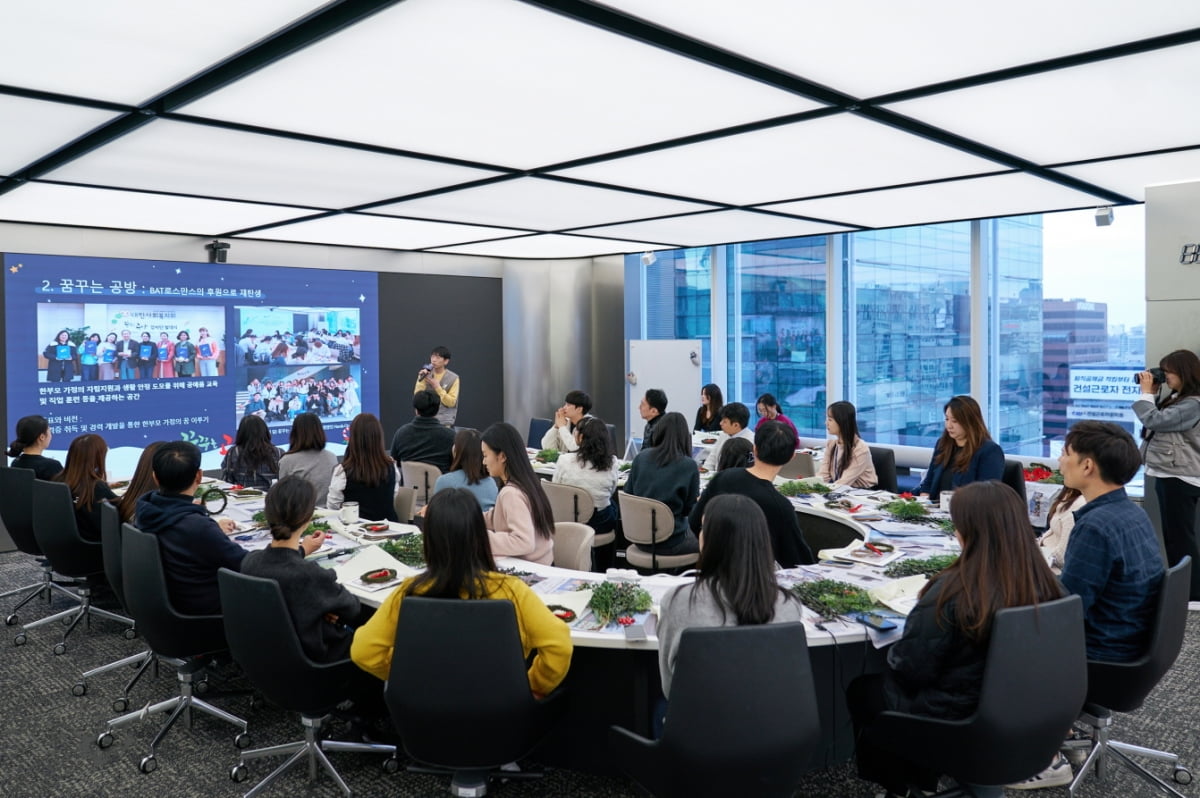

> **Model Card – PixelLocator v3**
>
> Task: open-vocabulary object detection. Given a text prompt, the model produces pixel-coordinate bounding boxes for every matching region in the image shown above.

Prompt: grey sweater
[657,581,805,696]
[278,448,339,507]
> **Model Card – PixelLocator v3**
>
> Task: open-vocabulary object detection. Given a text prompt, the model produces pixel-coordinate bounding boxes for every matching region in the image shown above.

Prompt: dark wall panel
[378,272,503,439]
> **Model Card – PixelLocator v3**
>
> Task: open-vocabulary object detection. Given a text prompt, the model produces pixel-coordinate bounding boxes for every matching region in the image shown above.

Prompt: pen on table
[310,544,364,561]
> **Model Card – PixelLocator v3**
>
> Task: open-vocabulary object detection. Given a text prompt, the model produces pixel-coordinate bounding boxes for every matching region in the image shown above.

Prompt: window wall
[627,207,1146,457]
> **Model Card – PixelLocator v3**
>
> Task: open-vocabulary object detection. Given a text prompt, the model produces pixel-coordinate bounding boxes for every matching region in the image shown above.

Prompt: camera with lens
[1133,367,1166,385]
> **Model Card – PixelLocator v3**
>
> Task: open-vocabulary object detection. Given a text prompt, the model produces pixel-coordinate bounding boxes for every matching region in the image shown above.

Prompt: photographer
[1132,349,1200,601]
[413,346,459,427]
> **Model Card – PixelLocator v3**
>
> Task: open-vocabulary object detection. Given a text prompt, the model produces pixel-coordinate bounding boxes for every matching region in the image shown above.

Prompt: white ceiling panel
[45,119,500,208]
[595,0,1200,98]
[554,115,1001,206]
[758,173,1108,229]
[0,183,310,235]
[371,177,716,230]
[577,210,851,247]
[886,43,1200,166]
[0,1,332,105]
[180,0,821,169]
[0,96,118,174]
[1054,150,1200,202]
[431,234,670,259]
[242,213,527,251]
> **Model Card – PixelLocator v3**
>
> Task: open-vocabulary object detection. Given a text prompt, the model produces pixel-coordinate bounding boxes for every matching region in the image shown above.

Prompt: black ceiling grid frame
[0,0,406,198]
[521,0,1136,205]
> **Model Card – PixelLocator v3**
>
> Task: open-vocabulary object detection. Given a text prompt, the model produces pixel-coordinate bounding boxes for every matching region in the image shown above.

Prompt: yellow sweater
[350,572,573,696]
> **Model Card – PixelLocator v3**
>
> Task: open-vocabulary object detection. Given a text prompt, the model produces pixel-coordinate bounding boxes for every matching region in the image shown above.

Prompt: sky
[1041,204,1145,329]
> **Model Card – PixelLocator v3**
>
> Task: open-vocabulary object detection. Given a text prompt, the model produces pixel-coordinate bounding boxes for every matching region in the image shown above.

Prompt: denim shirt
[1060,487,1163,662]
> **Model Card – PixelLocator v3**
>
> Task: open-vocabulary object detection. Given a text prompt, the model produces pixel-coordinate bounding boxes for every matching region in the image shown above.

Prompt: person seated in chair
[351,488,572,698]
[389,390,455,476]
[639,388,668,448]
[701,403,754,472]
[541,389,592,453]
[136,441,245,615]
[846,481,1064,797]
[1057,421,1165,663]
[689,421,814,568]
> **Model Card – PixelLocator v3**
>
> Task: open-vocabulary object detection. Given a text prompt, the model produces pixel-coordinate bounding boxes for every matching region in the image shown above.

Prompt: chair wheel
[234,732,252,749]
[112,697,129,712]
[382,756,400,774]
[71,681,87,697]
[230,764,249,783]
[96,732,114,749]
[194,678,210,695]
[13,633,27,646]
[139,754,157,773]
[1174,766,1192,785]
[62,615,74,626]
[122,627,137,640]
[5,614,18,626]
[53,643,67,655]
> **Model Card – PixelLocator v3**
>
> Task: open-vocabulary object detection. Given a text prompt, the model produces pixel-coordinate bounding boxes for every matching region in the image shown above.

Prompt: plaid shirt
[1060,487,1164,662]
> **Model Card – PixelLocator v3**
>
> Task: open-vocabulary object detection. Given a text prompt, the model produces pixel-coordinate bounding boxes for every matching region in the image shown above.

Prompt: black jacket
[390,416,455,475]
[136,490,246,615]
[883,578,987,721]
[689,468,815,568]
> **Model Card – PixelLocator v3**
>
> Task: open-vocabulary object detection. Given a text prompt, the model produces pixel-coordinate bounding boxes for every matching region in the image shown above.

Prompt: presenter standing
[414,346,459,427]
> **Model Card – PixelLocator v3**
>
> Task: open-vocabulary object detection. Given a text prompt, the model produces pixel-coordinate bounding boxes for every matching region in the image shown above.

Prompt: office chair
[618,493,698,573]
[543,482,615,561]
[30,479,133,654]
[868,446,900,493]
[1001,460,1028,505]
[73,501,153,707]
[527,417,553,449]
[552,522,594,571]
[862,595,1086,798]
[0,467,83,638]
[779,451,816,480]
[400,461,441,512]
[96,524,248,774]
[610,623,821,798]
[1065,557,1193,796]
[218,569,398,796]
[385,597,564,797]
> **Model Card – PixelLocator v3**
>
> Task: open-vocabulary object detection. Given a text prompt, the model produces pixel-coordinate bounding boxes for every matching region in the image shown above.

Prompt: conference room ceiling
[1,0,1198,259]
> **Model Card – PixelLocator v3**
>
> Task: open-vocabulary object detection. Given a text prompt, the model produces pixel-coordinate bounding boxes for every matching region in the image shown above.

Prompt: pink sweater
[485,485,554,565]
[817,437,877,488]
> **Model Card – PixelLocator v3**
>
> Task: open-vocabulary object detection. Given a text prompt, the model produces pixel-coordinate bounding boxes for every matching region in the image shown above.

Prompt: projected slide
[4,253,378,457]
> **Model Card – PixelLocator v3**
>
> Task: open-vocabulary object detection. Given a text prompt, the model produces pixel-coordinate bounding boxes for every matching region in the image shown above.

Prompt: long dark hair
[716,437,753,471]
[55,433,108,511]
[934,395,992,473]
[928,481,1063,642]
[342,413,393,487]
[1158,349,1200,408]
[405,488,497,600]
[693,495,793,624]
[574,416,615,473]
[651,412,691,467]
[827,400,860,477]
[481,422,554,541]
[8,415,49,457]
[264,475,316,540]
[116,442,162,523]
[700,383,724,426]
[448,429,488,485]
[284,412,326,454]
[233,415,280,472]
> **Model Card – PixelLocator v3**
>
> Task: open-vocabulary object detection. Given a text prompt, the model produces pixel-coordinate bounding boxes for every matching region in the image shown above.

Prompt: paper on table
[867,520,943,536]
[868,574,927,616]
[333,545,421,586]
[537,588,592,619]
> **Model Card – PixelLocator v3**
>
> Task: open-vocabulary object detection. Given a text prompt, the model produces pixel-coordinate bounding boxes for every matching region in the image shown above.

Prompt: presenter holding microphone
[414,346,459,427]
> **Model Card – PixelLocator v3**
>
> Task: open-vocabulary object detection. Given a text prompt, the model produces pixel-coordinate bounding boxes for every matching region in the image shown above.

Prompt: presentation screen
[3,253,379,467]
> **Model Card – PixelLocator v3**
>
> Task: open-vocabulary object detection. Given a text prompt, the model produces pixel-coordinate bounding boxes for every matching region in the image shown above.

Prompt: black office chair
[862,595,1086,798]
[610,623,821,798]
[796,508,863,553]
[868,446,900,493]
[96,524,248,774]
[385,597,564,797]
[218,569,398,796]
[1065,557,1193,796]
[1001,460,1027,505]
[30,479,133,654]
[0,467,83,638]
[527,417,553,449]
[74,502,153,707]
